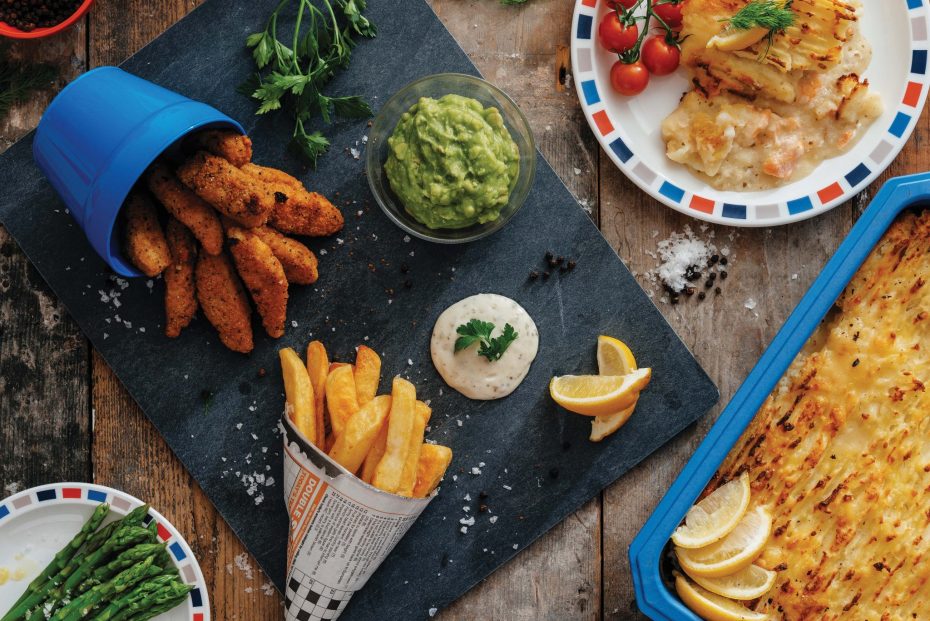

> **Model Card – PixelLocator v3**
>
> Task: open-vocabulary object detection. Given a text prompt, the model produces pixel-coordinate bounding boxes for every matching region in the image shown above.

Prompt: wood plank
[86,1,279,618]
[427,0,602,618]
[597,101,930,619]
[0,26,90,495]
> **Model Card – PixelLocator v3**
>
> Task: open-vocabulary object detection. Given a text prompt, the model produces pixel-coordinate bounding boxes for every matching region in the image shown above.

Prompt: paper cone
[281,415,434,620]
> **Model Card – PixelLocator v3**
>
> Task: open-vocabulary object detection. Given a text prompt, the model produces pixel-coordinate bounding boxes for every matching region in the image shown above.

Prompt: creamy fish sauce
[430,294,539,400]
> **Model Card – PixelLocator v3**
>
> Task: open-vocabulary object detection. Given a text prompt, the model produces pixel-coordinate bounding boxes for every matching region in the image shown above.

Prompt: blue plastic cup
[33,66,245,277]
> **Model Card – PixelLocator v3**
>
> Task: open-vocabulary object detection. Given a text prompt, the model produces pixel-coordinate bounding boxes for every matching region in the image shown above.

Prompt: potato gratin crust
[663,0,883,190]
[704,211,930,620]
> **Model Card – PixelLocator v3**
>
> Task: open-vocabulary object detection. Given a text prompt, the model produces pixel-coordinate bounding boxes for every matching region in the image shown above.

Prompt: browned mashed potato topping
[702,210,930,619]
[663,0,883,190]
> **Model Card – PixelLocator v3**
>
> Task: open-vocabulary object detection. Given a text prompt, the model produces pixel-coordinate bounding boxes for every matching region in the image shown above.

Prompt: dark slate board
[0,1,718,618]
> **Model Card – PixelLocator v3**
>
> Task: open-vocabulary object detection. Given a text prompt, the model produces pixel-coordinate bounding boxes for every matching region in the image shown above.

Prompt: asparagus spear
[120,591,191,621]
[7,523,153,621]
[51,556,162,621]
[81,505,149,558]
[74,544,167,597]
[90,576,190,621]
[1,504,111,621]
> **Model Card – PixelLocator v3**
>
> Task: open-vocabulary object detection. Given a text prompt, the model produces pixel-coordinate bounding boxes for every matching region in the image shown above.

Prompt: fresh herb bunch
[728,0,795,32]
[0,48,56,121]
[455,319,519,362]
[243,0,377,166]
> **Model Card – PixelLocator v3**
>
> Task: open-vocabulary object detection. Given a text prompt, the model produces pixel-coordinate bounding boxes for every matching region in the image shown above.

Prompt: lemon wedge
[674,573,770,621]
[550,368,652,417]
[688,564,777,601]
[707,25,769,52]
[590,336,640,441]
[676,507,773,578]
[672,473,751,549]
[596,335,637,375]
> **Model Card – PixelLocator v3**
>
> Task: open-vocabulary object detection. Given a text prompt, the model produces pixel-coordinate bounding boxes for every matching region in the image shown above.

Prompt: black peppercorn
[715,286,722,295]
[542,271,550,280]
[698,291,706,300]
[720,270,728,280]
[567,260,576,270]
[720,257,728,266]
[528,270,539,280]
[403,279,412,289]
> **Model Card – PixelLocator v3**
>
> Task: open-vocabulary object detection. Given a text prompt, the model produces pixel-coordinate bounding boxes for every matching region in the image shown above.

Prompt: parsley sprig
[242,0,376,166]
[455,319,519,362]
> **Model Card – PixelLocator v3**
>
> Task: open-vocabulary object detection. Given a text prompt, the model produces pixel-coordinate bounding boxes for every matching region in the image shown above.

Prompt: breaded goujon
[195,252,253,353]
[146,161,224,256]
[177,152,277,228]
[184,130,253,167]
[241,163,344,237]
[164,218,199,338]
[251,225,318,285]
[122,191,171,277]
[226,226,288,339]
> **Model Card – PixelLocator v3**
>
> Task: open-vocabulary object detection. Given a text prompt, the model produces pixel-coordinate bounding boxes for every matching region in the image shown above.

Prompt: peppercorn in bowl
[0,0,94,39]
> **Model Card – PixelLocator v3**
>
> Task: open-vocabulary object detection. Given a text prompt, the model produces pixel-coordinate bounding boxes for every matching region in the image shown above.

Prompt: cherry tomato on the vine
[606,0,638,8]
[598,12,639,54]
[641,35,681,76]
[652,1,683,29]
[610,60,649,96]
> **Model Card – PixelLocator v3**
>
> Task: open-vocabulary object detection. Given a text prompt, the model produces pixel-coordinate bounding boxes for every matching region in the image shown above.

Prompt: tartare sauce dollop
[431,294,539,400]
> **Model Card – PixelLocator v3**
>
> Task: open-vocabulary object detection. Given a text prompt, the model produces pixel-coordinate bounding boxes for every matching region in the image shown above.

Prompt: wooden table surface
[1,1,927,619]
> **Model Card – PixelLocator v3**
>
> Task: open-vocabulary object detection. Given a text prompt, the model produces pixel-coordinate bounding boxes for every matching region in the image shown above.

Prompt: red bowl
[0,0,94,39]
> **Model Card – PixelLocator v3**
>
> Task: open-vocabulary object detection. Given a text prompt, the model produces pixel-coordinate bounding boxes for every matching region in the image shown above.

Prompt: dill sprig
[0,48,57,121]
[728,0,795,32]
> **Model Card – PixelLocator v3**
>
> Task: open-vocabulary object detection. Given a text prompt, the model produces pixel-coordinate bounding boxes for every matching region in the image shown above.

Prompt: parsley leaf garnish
[455,319,519,362]
[244,0,376,167]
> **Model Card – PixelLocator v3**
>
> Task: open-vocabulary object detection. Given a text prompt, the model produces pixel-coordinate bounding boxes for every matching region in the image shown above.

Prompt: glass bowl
[366,73,536,244]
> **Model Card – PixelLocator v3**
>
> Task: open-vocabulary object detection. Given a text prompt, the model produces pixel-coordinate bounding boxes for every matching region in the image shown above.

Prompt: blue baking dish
[629,171,930,620]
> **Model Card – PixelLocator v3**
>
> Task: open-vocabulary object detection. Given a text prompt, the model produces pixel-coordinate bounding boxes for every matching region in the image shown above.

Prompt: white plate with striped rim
[571,0,930,226]
[0,482,209,621]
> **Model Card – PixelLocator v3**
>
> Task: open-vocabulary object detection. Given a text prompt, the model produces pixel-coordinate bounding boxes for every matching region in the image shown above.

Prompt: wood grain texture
[86,1,280,618]
[0,26,89,495]
[428,1,602,618]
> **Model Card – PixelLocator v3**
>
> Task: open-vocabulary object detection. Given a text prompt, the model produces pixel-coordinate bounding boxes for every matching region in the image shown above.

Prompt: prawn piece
[195,252,253,353]
[226,226,289,339]
[163,218,199,338]
[241,163,344,237]
[184,129,253,167]
[251,225,319,285]
[146,161,224,256]
[122,191,171,277]
[176,152,277,228]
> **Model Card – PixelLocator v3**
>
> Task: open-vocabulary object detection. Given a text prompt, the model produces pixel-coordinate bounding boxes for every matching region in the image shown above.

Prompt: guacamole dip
[384,94,520,229]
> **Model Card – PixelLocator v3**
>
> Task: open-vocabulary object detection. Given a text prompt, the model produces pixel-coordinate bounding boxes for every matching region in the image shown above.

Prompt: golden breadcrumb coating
[226,226,288,339]
[122,191,171,277]
[176,152,277,228]
[195,252,253,353]
[146,161,224,256]
[251,225,318,285]
[184,129,253,167]
[241,163,344,237]
[163,218,198,338]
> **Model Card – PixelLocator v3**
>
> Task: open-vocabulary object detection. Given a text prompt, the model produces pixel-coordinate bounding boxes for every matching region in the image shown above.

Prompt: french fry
[306,341,329,448]
[325,364,359,438]
[354,346,381,406]
[360,420,388,484]
[412,444,453,498]
[280,348,316,443]
[398,401,432,497]
[328,395,392,474]
[371,378,416,494]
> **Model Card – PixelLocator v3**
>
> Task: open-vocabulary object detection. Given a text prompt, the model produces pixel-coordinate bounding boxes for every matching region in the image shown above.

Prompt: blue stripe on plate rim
[569,0,930,226]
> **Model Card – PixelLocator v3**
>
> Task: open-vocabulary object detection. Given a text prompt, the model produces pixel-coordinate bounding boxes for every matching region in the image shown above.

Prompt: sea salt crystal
[428,608,438,617]
[408,359,413,366]
[502,484,512,491]
[350,148,361,159]
[652,226,716,293]
[464,493,471,501]
[512,544,518,550]
[744,297,757,310]
[457,420,463,427]
[460,526,468,534]
[471,467,482,475]
[460,516,475,526]
[573,167,581,175]
[489,516,498,524]
[236,423,243,430]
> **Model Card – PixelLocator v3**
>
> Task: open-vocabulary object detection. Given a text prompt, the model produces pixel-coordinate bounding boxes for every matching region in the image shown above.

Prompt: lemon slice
[549,368,651,417]
[676,507,773,578]
[674,573,770,621]
[672,473,751,549]
[590,336,640,441]
[596,335,637,376]
[590,400,638,442]
[688,564,777,601]
[707,25,769,52]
